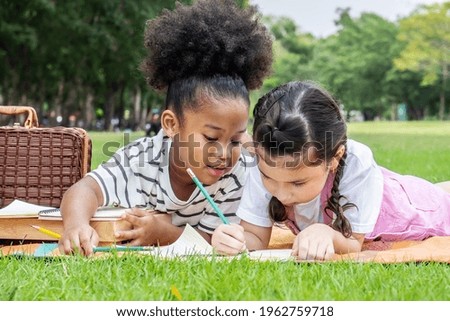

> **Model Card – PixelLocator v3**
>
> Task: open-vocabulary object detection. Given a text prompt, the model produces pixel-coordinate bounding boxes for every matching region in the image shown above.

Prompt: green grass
[1,256,448,300]
[348,121,450,182]
[1,121,449,301]
[89,131,145,169]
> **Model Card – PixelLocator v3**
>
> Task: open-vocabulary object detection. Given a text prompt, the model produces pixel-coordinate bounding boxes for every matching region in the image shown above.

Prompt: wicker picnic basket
[0,106,92,207]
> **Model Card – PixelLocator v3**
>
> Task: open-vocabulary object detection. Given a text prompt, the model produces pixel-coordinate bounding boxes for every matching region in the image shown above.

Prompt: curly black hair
[142,0,273,91]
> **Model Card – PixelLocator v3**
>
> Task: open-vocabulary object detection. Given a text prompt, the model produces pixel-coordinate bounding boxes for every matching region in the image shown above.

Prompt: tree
[310,9,398,119]
[394,3,449,120]
[0,0,186,130]
[259,16,316,94]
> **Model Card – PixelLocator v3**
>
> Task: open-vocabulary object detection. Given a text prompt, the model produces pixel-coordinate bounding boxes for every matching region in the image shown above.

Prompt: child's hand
[291,223,335,261]
[211,223,246,255]
[116,208,170,245]
[59,224,99,256]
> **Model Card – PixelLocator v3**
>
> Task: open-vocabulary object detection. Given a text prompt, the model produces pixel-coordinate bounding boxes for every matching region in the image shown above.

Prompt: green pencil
[187,168,230,224]
[93,245,155,253]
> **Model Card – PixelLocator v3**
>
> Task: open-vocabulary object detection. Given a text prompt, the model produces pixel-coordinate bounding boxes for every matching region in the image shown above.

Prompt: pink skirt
[366,167,450,241]
[321,167,450,241]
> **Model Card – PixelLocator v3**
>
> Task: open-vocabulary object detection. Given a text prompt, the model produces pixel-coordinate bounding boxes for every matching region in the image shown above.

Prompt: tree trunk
[391,103,397,121]
[133,85,142,130]
[84,91,95,130]
[104,88,116,131]
[51,81,65,127]
[117,84,126,129]
[65,83,79,126]
[439,62,448,120]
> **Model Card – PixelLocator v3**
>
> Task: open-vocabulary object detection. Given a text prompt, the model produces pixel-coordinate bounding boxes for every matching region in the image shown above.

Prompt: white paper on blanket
[0,200,55,217]
[151,224,214,257]
[248,249,294,261]
[147,225,295,260]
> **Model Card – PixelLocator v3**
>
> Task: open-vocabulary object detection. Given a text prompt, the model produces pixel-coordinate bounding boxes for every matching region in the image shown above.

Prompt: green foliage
[0,1,448,124]
[257,5,448,120]
[0,0,184,129]
[256,16,316,99]
[393,2,449,119]
[394,3,449,86]
[311,11,398,118]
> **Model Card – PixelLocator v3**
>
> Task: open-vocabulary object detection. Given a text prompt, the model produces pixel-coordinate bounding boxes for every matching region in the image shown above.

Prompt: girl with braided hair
[212,81,450,260]
[59,0,272,256]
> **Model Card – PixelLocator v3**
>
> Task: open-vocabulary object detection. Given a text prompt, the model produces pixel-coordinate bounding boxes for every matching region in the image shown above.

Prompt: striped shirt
[88,130,248,234]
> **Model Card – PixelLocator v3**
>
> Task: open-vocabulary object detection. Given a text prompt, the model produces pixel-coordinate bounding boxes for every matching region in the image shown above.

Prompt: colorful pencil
[93,245,155,253]
[186,168,229,224]
[30,225,62,239]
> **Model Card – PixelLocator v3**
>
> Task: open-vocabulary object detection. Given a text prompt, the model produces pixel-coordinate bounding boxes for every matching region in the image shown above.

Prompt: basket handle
[0,106,39,128]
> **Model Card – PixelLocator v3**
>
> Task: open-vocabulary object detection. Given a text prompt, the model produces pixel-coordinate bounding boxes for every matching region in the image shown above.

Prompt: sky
[250,0,447,37]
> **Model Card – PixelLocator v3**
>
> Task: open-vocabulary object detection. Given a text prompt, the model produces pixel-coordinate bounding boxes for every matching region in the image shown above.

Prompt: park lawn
[1,121,449,301]
[89,130,145,170]
[348,121,450,183]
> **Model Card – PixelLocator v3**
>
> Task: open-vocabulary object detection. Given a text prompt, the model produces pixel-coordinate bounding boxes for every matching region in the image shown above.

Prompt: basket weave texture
[0,108,91,207]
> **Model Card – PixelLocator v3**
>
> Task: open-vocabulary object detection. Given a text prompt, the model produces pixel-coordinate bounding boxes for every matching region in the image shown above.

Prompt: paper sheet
[150,224,214,257]
[0,200,54,217]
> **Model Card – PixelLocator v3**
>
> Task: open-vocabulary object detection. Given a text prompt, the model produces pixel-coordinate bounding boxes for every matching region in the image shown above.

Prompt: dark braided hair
[140,0,273,122]
[253,81,355,237]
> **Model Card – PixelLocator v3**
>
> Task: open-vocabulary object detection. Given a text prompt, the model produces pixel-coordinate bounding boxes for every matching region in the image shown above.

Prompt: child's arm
[211,220,272,255]
[59,176,104,256]
[242,220,272,250]
[291,223,364,260]
[115,210,187,246]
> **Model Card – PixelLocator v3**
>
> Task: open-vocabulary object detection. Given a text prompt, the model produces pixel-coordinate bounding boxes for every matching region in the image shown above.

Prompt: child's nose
[273,189,290,205]
[207,141,230,161]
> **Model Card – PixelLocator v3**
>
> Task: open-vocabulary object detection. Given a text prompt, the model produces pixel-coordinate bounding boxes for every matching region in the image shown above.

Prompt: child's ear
[160,110,179,138]
[330,145,346,172]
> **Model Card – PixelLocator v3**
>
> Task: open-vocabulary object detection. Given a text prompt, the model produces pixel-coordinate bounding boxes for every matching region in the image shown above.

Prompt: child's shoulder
[117,130,169,163]
[215,153,253,188]
[343,139,381,177]
[122,130,166,150]
[347,139,375,164]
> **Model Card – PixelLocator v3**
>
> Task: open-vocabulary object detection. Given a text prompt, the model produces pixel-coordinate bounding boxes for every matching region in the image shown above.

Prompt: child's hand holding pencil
[211,223,247,256]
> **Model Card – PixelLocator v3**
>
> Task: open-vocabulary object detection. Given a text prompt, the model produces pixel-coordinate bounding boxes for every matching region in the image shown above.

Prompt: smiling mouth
[206,165,227,177]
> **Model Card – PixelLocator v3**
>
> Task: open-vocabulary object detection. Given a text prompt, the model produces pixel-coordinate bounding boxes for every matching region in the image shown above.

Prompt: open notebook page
[152,224,214,257]
[146,225,293,260]
[39,206,127,220]
[0,200,55,217]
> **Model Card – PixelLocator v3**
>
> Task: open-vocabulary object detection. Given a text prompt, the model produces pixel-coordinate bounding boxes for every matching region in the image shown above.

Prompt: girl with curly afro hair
[58,0,273,255]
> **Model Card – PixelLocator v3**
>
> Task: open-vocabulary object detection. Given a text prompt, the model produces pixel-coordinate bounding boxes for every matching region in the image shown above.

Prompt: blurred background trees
[255,1,449,121]
[0,0,448,129]
[0,0,185,130]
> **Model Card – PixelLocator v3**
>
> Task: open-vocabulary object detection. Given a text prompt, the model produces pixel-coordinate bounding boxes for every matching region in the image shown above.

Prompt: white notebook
[39,206,126,221]
[0,199,126,220]
[0,200,55,217]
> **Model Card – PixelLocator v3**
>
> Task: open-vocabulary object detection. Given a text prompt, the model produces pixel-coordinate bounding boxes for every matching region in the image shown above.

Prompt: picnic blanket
[1,227,449,263]
[267,226,450,263]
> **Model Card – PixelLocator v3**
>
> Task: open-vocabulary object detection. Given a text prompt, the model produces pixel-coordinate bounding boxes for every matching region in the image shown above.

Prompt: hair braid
[324,149,356,237]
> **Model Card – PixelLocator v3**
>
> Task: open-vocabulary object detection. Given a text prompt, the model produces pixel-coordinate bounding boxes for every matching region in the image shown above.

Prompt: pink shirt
[321,166,450,241]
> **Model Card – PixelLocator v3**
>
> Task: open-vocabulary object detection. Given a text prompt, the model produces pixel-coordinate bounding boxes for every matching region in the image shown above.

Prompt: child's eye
[230,140,241,146]
[293,182,304,187]
[204,135,218,142]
